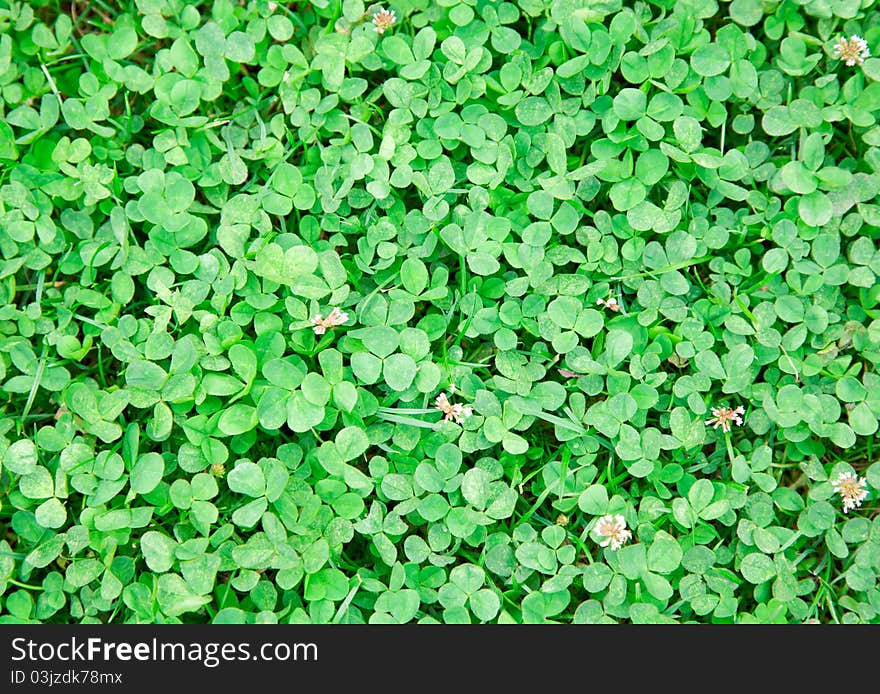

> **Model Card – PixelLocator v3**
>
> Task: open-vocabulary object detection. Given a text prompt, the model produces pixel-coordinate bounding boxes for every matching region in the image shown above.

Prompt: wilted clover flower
[311,307,349,335]
[596,296,621,312]
[435,392,473,424]
[371,7,396,34]
[832,471,868,513]
[833,35,870,66]
[705,405,745,433]
[594,514,632,551]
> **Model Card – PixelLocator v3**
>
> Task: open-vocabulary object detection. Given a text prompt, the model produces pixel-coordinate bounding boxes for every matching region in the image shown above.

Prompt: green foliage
[0,0,879,625]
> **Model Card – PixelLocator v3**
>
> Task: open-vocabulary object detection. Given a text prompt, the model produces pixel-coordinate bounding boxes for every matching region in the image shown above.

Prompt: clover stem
[724,432,736,467]
[8,578,44,591]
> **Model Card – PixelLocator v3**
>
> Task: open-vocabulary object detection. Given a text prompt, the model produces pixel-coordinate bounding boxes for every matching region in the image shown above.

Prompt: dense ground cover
[0,0,879,624]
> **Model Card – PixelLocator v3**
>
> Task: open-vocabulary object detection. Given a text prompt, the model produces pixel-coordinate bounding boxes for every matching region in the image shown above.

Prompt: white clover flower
[705,405,745,433]
[372,8,396,34]
[833,35,870,67]
[594,514,632,551]
[435,392,458,420]
[311,306,349,335]
[435,392,472,424]
[596,296,621,312]
[832,471,868,513]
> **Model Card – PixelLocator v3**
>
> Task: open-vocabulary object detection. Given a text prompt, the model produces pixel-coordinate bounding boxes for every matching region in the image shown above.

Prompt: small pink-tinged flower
[435,392,452,412]
[268,1,278,10]
[435,392,473,424]
[596,296,621,312]
[594,514,632,551]
[311,306,349,335]
[832,471,868,513]
[833,35,870,67]
[705,405,745,433]
[372,8,396,34]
